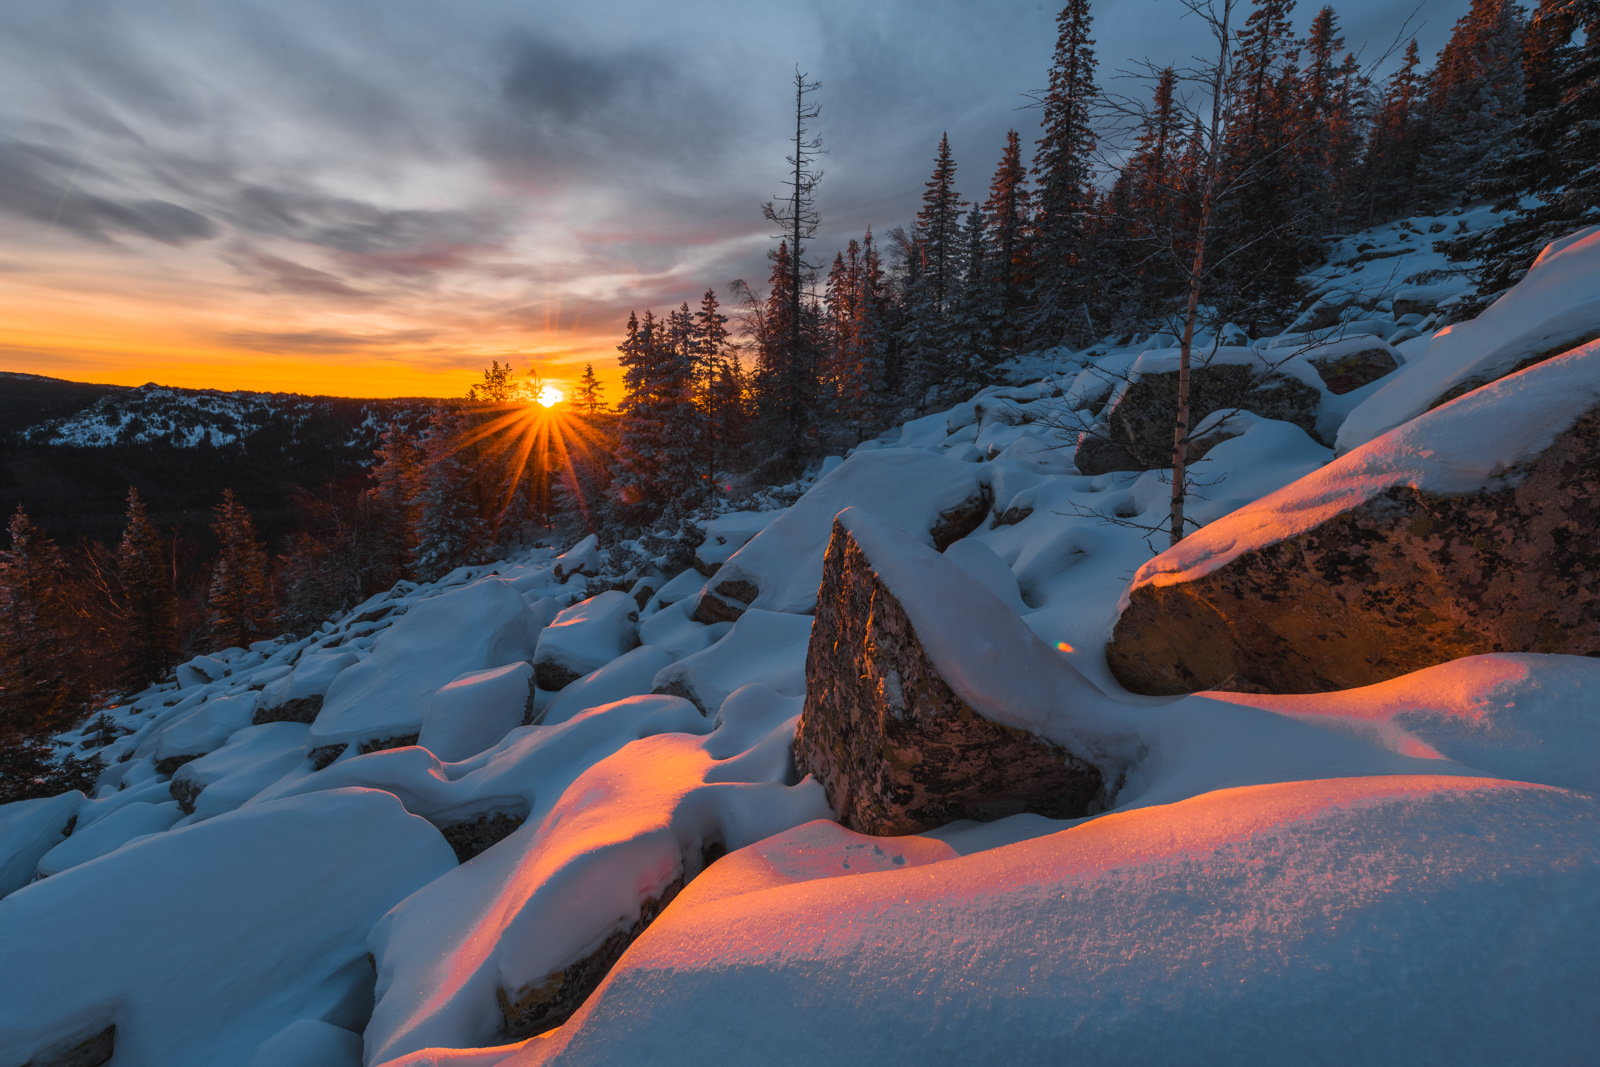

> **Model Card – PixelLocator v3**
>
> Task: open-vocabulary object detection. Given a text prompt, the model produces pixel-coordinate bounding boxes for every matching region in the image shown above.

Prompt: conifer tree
[1445,0,1599,307]
[1416,0,1526,204]
[207,489,275,650]
[410,409,490,581]
[756,70,826,465]
[369,421,423,586]
[983,130,1034,344]
[0,507,86,743]
[611,309,704,523]
[1031,0,1100,348]
[1361,39,1425,223]
[116,487,177,689]
[1107,65,1188,331]
[1209,0,1309,332]
[947,205,1004,394]
[576,363,606,415]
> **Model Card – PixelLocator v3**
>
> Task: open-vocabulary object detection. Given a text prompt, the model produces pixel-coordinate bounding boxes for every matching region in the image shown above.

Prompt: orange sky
[0,242,628,400]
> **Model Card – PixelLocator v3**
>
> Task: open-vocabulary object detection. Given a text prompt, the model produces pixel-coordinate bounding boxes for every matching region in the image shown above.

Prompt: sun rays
[449,396,611,535]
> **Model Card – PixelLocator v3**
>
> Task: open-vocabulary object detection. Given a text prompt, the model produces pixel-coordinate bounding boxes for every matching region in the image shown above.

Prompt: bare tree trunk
[1169,0,1234,549]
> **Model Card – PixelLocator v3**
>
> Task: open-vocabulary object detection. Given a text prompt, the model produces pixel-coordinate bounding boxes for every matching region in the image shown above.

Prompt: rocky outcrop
[1109,373,1600,695]
[793,513,1110,836]
[437,811,526,864]
[251,694,323,726]
[691,577,759,625]
[927,485,993,549]
[497,873,686,1039]
[1075,355,1324,475]
[1305,340,1400,394]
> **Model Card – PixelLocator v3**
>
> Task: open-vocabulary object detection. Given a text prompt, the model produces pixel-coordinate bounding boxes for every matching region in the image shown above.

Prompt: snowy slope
[3,211,1598,1066]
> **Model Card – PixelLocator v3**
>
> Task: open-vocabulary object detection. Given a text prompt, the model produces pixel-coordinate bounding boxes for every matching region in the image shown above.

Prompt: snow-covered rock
[0,791,82,898]
[309,578,537,753]
[1338,226,1600,453]
[418,663,537,763]
[532,591,640,691]
[692,509,782,575]
[649,609,811,715]
[1109,339,1600,693]
[793,510,1132,834]
[35,800,183,877]
[512,776,1600,1066]
[539,645,676,727]
[254,649,361,725]
[694,449,988,621]
[0,790,455,1067]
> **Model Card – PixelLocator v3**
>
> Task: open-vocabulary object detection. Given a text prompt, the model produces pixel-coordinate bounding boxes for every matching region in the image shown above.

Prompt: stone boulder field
[4,216,1600,1067]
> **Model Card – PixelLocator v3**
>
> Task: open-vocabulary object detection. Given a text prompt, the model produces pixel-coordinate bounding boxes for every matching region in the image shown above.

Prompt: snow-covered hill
[5,209,1599,1067]
[19,382,435,454]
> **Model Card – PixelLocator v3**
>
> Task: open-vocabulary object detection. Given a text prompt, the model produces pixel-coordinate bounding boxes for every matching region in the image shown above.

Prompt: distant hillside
[0,374,440,543]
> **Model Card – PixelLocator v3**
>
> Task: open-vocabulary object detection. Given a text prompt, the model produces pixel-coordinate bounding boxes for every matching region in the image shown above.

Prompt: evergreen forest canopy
[1,0,1596,800]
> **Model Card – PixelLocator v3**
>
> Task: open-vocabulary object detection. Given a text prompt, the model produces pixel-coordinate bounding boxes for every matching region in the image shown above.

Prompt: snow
[0,790,82,898]
[363,708,829,1064]
[704,449,987,615]
[533,591,640,683]
[310,577,538,749]
[35,800,183,877]
[1126,339,1600,595]
[539,645,676,727]
[507,776,1600,1067]
[419,663,536,763]
[4,210,1598,1067]
[693,510,782,573]
[1338,226,1600,452]
[832,507,1137,773]
[648,609,811,716]
[0,790,456,1067]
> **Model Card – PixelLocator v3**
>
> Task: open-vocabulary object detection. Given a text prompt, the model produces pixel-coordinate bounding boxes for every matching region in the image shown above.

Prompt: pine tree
[1445,0,1599,307]
[116,487,177,690]
[1295,8,1367,231]
[1361,39,1425,223]
[0,507,86,743]
[947,205,1004,394]
[410,409,490,580]
[1107,65,1188,331]
[206,489,275,650]
[757,70,826,466]
[1209,0,1309,333]
[610,309,704,524]
[369,421,423,586]
[983,130,1034,345]
[1030,0,1100,348]
[1416,0,1526,204]
[576,363,607,415]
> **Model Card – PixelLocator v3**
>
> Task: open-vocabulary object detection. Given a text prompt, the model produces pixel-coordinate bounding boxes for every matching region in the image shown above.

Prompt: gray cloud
[221,327,442,353]
[0,138,218,245]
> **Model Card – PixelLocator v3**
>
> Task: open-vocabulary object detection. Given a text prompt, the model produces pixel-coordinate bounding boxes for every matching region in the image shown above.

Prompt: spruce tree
[369,421,423,586]
[983,130,1034,345]
[1361,39,1425,224]
[116,487,177,690]
[0,507,86,743]
[207,489,275,650]
[1030,0,1100,348]
[1416,0,1527,205]
[576,363,607,415]
[410,409,490,580]
[611,309,704,523]
[1445,0,1598,307]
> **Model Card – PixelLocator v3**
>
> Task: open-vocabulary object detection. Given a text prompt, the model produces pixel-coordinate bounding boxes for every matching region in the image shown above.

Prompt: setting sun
[536,383,565,407]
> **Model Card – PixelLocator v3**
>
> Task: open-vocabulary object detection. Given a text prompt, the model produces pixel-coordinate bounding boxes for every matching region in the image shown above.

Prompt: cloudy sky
[0,0,1464,398]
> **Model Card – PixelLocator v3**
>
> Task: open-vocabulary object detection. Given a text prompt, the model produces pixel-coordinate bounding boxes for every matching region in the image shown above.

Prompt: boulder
[1303,337,1401,394]
[691,450,989,623]
[1109,340,1600,694]
[793,510,1131,836]
[532,591,640,691]
[1075,347,1325,475]
[417,662,537,763]
[1338,226,1600,454]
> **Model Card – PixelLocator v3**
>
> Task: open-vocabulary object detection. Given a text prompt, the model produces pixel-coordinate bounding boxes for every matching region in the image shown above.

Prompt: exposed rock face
[169,776,204,816]
[308,743,347,771]
[153,753,201,778]
[927,486,993,550]
[358,733,420,756]
[793,518,1105,836]
[437,811,526,864]
[1076,361,1324,475]
[1109,409,1600,695]
[497,873,686,1040]
[251,694,323,726]
[691,577,759,625]
[1306,343,1399,394]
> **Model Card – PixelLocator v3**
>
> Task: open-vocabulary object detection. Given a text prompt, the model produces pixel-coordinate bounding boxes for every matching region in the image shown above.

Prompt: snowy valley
[3,215,1600,1067]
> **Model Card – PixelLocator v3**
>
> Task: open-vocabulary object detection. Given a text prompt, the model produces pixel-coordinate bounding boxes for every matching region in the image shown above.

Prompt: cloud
[0,138,218,245]
[221,326,442,353]
[222,246,372,300]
